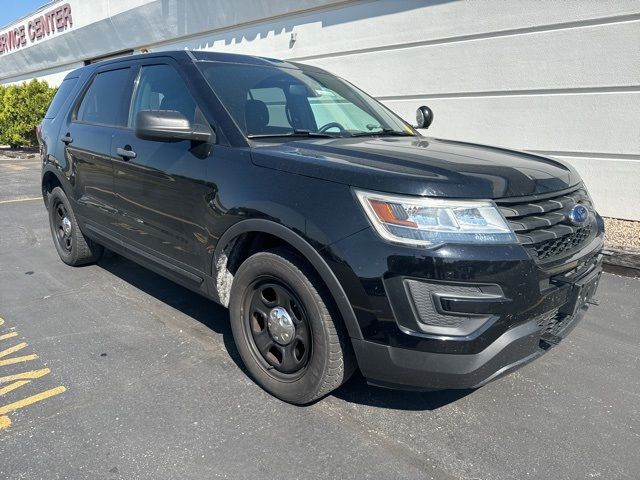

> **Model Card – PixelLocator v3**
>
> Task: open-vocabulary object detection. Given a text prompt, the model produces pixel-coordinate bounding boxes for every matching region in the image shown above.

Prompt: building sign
[0,3,73,56]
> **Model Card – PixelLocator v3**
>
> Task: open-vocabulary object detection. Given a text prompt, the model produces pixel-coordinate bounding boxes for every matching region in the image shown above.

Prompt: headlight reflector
[355,189,517,247]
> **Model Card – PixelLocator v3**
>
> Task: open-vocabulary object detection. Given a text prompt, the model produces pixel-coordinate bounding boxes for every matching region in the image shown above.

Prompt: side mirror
[135,110,215,143]
[416,106,433,129]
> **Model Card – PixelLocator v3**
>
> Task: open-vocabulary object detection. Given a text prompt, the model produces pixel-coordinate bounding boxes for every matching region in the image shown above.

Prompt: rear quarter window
[44,77,78,119]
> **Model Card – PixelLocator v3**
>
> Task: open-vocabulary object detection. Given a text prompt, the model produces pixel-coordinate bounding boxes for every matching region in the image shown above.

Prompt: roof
[67,50,327,80]
[189,50,325,72]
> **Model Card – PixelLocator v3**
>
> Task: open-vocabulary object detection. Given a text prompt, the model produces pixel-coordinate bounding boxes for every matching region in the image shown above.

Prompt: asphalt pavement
[0,155,638,479]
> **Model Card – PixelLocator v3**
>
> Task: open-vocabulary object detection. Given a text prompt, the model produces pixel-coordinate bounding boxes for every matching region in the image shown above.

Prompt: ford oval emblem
[568,204,589,226]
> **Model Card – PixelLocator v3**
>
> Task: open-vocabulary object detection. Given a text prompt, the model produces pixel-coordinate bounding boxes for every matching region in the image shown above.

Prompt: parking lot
[0,154,639,479]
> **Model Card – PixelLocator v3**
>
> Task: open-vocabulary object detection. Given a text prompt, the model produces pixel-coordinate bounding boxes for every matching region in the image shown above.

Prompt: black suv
[39,51,603,404]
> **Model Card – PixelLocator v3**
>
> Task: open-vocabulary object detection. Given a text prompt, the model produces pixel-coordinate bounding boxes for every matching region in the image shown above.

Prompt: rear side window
[76,68,131,126]
[44,77,78,119]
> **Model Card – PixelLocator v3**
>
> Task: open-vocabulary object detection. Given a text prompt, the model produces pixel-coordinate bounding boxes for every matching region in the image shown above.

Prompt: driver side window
[129,64,203,128]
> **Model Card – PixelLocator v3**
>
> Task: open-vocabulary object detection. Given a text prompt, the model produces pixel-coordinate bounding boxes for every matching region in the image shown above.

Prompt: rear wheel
[47,187,103,266]
[229,247,354,404]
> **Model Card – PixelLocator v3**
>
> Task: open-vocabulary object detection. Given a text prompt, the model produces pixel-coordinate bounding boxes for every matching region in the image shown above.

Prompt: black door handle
[60,134,73,144]
[116,147,137,160]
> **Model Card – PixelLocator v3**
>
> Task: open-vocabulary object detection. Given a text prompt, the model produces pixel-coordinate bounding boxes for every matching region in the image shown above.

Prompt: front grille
[535,308,565,336]
[496,187,595,263]
[535,308,575,349]
[534,225,592,260]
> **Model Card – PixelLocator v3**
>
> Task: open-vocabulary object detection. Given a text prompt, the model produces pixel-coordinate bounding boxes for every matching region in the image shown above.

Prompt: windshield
[197,61,417,139]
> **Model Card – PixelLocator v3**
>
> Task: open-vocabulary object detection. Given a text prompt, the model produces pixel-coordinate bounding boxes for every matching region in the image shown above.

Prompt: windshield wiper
[350,129,415,137]
[247,129,337,139]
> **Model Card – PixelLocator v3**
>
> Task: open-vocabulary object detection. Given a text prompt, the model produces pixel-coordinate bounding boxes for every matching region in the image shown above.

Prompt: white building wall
[1,0,638,220]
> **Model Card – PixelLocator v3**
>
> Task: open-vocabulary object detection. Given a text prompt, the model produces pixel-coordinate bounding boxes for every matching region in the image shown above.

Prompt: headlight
[354,189,517,247]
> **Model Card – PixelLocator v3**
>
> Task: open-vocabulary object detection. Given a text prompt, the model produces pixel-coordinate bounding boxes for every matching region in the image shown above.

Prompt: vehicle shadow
[332,373,474,411]
[97,251,244,365]
[97,251,473,411]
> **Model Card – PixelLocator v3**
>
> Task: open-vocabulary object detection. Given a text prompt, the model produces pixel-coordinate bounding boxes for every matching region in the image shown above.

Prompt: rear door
[110,60,213,274]
[62,65,135,228]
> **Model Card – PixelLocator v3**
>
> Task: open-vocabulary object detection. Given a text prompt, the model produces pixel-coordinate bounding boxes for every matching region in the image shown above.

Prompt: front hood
[250,136,581,198]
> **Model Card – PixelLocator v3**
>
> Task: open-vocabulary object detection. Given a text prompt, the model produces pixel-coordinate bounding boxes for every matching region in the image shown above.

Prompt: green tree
[0,79,57,149]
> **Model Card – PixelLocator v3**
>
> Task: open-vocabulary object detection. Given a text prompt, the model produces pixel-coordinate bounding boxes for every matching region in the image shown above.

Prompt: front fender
[214,218,363,340]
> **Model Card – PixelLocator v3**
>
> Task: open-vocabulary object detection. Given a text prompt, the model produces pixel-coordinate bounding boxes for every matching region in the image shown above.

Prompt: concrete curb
[0,148,39,159]
[602,246,640,277]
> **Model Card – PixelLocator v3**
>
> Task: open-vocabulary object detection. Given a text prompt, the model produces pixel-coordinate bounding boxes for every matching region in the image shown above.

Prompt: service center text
[0,4,73,55]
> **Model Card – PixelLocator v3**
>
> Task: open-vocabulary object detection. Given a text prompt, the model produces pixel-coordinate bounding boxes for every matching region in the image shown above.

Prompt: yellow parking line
[0,318,4,326]
[0,368,50,384]
[0,380,30,397]
[0,386,66,417]
[0,332,18,341]
[0,416,10,430]
[0,342,28,358]
[0,197,41,205]
[0,354,38,367]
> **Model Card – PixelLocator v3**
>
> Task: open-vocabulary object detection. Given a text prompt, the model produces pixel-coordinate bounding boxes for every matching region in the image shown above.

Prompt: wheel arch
[214,219,362,340]
[41,167,66,208]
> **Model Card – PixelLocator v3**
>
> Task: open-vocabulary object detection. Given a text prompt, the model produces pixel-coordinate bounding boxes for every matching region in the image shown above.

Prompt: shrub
[0,79,57,149]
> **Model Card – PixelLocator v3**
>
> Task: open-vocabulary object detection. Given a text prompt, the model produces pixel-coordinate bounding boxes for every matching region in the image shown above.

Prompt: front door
[111,62,213,274]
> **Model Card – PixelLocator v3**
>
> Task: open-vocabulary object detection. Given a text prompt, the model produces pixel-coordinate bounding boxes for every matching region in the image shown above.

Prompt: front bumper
[322,217,604,391]
[352,304,591,391]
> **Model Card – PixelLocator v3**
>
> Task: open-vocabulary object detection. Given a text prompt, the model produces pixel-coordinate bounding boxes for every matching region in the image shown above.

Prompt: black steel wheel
[47,186,103,266]
[229,247,355,404]
[52,198,73,253]
[244,279,311,377]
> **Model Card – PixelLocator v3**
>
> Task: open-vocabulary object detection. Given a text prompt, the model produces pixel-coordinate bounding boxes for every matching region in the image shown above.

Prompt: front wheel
[229,248,355,404]
[47,187,103,266]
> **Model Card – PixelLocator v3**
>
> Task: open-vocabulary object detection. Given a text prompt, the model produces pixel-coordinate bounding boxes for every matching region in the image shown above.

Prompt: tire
[229,247,355,404]
[47,186,103,266]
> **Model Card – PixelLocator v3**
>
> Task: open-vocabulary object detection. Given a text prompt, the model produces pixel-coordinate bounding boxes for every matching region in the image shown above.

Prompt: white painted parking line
[0,197,41,205]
